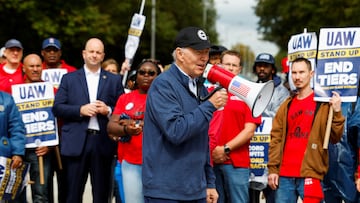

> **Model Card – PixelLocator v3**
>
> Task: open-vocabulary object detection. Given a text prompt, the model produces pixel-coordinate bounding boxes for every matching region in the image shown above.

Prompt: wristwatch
[224,144,231,154]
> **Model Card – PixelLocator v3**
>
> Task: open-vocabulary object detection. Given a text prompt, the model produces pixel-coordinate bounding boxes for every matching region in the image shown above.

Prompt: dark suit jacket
[52,68,124,157]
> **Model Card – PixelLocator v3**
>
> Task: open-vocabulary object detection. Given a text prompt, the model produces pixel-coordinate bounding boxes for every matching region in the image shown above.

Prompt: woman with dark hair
[107,60,160,203]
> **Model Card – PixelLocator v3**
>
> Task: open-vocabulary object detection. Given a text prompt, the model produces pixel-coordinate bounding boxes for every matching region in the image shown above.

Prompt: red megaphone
[203,64,274,117]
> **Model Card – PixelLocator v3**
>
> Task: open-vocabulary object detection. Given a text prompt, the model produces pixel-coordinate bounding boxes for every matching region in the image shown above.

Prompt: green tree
[0,0,218,67]
[254,0,360,56]
[231,43,255,76]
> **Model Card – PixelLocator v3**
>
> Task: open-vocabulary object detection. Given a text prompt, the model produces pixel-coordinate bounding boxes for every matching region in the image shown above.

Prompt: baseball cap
[42,37,61,49]
[210,45,227,55]
[253,53,277,73]
[5,39,23,49]
[174,27,211,50]
[255,53,275,65]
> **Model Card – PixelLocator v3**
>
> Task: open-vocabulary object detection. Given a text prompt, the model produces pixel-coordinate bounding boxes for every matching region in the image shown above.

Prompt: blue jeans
[215,164,249,203]
[122,160,144,203]
[275,177,304,203]
[26,148,52,203]
[114,160,125,203]
[25,149,52,203]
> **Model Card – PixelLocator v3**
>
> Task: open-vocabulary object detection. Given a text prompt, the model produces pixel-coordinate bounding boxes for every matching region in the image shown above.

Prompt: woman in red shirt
[107,59,161,203]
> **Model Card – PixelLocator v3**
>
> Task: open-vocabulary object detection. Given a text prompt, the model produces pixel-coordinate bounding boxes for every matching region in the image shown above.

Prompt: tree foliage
[0,0,218,67]
[231,43,256,78]
[254,0,360,56]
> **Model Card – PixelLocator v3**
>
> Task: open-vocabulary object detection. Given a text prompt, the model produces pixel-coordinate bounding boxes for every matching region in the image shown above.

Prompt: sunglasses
[138,70,156,76]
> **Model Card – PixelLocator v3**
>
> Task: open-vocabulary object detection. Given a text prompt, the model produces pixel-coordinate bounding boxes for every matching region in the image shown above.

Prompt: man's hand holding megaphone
[208,88,228,109]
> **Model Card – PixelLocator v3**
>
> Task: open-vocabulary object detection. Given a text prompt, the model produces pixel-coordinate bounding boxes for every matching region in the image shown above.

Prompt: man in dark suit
[53,38,124,203]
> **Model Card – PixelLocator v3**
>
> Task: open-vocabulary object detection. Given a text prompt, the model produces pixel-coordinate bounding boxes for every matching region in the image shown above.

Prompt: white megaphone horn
[203,64,274,117]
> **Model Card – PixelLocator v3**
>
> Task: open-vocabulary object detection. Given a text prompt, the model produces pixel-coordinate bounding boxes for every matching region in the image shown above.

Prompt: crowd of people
[0,25,360,203]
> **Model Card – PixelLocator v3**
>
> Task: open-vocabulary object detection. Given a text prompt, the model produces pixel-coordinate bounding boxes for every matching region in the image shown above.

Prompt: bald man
[23,54,42,83]
[21,54,53,202]
[53,38,124,203]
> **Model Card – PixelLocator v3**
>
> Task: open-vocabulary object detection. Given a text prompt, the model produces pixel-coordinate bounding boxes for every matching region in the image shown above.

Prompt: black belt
[87,129,100,135]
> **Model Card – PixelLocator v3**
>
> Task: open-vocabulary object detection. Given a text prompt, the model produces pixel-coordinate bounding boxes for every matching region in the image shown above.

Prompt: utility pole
[150,0,156,59]
[202,0,207,29]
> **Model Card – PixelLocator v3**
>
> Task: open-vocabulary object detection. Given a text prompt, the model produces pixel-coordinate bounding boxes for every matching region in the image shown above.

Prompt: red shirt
[113,90,146,165]
[280,92,316,177]
[42,60,77,72]
[0,63,23,94]
[216,94,261,167]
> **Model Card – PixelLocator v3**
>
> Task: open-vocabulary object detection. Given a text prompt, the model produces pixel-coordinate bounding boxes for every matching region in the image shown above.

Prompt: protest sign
[315,27,360,102]
[122,0,146,85]
[287,31,318,90]
[0,156,29,200]
[12,82,58,148]
[249,117,272,190]
[41,68,68,89]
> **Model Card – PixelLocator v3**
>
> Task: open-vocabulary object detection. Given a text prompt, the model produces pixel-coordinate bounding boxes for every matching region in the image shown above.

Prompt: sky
[214,0,279,56]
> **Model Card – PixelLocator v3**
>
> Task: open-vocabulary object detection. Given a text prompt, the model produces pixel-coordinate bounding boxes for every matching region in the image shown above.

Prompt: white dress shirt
[84,66,100,130]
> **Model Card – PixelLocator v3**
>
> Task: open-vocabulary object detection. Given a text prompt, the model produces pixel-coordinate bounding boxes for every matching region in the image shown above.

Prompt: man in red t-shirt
[0,39,24,94]
[209,50,261,203]
[41,37,76,72]
[40,37,76,203]
[267,57,344,203]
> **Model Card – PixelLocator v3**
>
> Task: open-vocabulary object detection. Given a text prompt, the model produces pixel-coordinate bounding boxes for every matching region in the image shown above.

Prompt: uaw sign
[12,82,58,148]
[249,117,272,190]
[287,31,318,91]
[315,27,360,102]
[0,156,29,200]
[41,68,68,89]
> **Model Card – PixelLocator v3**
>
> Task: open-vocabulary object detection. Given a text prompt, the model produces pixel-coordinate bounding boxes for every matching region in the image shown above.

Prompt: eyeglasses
[138,70,156,76]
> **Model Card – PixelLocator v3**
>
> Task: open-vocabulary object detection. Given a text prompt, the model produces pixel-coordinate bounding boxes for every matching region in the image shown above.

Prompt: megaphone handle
[200,85,223,101]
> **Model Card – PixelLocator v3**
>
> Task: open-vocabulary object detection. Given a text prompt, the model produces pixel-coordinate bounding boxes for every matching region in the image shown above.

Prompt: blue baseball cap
[42,37,61,49]
[255,53,275,65]
[253,53,277,73]
[5,39,23,49]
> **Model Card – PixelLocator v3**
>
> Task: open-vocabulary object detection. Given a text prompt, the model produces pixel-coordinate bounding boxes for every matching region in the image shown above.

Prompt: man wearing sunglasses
[142,27,228,203]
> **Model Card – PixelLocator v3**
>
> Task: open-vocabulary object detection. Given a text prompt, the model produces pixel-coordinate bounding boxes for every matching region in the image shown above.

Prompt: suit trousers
[63,132,114,203]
